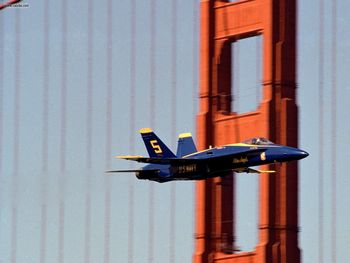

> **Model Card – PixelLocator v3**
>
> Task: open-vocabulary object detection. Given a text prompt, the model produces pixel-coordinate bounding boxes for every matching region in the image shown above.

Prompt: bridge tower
[194,0,299,262]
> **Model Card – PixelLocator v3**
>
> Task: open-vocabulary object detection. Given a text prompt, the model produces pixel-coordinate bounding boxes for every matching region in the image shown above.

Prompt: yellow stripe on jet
[226,143,255,147]
[139,127,153,134]
[182,148,213,158]
[178,132,192,138]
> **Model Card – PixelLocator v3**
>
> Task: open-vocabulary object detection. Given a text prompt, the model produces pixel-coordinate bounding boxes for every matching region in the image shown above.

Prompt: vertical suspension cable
[192,0,198,125]
[128,183,135,263]
[192,0,199,245]
[148,182,155,263]
[60,0,68,190]
[128,1,136,262]
[170,185,176,263]
[0,5,3,173]
[331,1,337,262]
[170,1,178,262]
[148,185,155,263]
[11,9,21,263]
[59,1,68,263]
[104,0,113,262]
[40,2,50,263]
[150,0,156,126]
[148,0,156,262]
[0,18,3,262]
[170,0,177,142]
[0,19,4,257]
[318,0,324,262]
[84,1,93,263]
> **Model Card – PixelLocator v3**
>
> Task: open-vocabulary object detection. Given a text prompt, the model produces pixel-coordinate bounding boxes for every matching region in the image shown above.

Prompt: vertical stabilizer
[176,133,197,157]
[139,128,176,158]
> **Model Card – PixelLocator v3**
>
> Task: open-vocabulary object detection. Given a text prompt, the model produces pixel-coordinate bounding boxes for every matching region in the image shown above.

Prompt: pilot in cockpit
[252,138,261,145]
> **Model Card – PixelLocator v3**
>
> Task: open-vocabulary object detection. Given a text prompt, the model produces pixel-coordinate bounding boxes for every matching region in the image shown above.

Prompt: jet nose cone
[299,150,309,159]
[283,147,309,161]
[293,149,309,160]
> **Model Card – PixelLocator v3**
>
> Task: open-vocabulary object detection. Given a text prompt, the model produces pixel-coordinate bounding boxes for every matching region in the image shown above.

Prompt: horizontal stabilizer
[116,155,145,161]
[107,169,161,173]
[106,169,142,173]
[116,155,185,164]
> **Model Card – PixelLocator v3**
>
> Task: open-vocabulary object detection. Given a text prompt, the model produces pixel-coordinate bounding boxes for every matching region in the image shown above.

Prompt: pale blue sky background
[0,0,350,263]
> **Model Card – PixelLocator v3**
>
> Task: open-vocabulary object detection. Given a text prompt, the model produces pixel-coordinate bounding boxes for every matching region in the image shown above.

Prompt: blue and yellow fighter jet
[108,128,308,183]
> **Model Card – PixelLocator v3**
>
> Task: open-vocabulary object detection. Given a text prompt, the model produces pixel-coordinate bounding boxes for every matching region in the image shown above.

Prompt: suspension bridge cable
[192,0,198,126]
[318,0,324,262]
[331,0,337,262]
[148,0,157,262]
[128,182,135,263]
[59,1,68,262]
[192,0,199,247]
[0,16,3,263]
[40,2,50,263]
[170,1,178,262]
[11,9,21,263]
[0,6,3,173]
[170,0,177,143]
[148,181,155,263]
[150,0,156,127]
[104,0,113,262]
[84,1,94,263]
[128,1,136,262]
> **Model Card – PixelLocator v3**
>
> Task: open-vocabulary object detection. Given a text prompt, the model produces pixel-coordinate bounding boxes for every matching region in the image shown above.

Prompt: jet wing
[116,155,193,164]
[234,167,275,174]
[183,147,267,161]
[117,148,267,165]
[115,155,182,164]
[116,155,147,162]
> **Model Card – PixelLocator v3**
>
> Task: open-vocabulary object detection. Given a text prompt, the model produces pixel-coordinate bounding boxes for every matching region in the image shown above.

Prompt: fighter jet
[107,128,308,183]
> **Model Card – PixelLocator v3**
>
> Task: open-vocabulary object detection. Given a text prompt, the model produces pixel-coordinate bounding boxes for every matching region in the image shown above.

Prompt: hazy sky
[1,1,350,263]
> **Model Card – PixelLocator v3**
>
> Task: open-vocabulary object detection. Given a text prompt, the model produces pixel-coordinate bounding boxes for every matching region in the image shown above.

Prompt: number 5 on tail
[150,140,162,154]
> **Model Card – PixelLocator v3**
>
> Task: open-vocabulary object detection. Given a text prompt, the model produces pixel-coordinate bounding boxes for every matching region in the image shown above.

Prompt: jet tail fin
[140,128,176,158]
[176,133,197,157]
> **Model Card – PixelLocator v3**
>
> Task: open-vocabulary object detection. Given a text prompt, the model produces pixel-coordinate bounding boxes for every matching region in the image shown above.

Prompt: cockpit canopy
[243,137,274,145]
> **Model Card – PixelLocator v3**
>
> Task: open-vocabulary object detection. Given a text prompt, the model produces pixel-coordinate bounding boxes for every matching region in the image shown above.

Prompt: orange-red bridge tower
[194,0,299,262]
